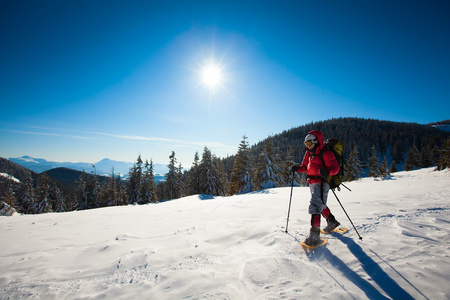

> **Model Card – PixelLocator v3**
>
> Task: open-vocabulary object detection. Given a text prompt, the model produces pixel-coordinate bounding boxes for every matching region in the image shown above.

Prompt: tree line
[2,117,450,214]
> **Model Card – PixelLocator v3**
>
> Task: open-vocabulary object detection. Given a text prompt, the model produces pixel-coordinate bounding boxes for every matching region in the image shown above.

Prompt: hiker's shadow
[307,234,418,300]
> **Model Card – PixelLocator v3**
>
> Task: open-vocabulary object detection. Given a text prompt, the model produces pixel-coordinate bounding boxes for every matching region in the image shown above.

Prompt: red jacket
[297,130,340,184]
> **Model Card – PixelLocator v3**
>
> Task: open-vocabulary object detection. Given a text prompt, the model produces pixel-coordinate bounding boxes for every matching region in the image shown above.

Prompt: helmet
[304,133,318,146]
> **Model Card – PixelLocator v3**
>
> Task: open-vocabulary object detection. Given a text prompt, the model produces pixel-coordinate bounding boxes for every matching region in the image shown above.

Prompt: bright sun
[202,65,222,87]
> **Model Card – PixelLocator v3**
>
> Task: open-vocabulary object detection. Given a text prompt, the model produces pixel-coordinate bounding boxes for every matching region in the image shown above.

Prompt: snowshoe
[322,214,340,234]
[303,226,321,247]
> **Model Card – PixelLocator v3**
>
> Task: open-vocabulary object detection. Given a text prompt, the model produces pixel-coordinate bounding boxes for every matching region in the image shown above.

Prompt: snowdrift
[0,168,449,299]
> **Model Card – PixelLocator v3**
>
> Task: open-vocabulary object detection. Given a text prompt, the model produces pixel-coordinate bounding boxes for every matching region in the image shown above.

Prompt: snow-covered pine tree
[87,174,100,209]
[165,151,182,200]
[116,175,129,205]
[100,168,117,207]
[2,175,17,210]
[51,186,66,212]
[156,181,165,201]
[187,152,201,195]
[343,145,364,182]
[379,156,389,178]
[179,163,187,197]
[18,171,34,213]
[254,138,284,190]
[31,173,52,214]
[148,159,158,202]
[274,146,287,186]
[284,148,303,186]
[75,171,88,210]
[198,147,224,196]
[140,163,150,204]
[215,156,230,195]
[367,146,382,177]
[230,136,255,194]
[128,155,143,204]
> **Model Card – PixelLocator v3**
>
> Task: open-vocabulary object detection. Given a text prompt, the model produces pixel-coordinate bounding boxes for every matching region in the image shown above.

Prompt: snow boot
[322,214,340,234]
[303,226,321,247]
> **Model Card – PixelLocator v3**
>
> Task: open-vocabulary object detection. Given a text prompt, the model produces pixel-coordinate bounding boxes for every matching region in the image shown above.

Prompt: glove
[319,169,330,179]
[291,165,299,172]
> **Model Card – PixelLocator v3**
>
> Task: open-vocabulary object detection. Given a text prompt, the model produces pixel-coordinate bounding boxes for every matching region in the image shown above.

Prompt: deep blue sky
[1,0,449,165]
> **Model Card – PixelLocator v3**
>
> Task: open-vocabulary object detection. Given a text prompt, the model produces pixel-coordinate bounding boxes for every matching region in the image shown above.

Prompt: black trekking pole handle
[285,170,295,233]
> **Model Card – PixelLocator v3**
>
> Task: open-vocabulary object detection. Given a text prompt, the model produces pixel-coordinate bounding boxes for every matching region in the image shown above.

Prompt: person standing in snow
[291,130,341,246]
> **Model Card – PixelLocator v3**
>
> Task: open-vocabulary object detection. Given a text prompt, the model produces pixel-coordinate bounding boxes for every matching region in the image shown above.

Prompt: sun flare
[202,65,222,87]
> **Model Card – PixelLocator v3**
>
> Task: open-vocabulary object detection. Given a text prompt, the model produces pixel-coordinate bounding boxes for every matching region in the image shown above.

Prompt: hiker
[292,130,341,246]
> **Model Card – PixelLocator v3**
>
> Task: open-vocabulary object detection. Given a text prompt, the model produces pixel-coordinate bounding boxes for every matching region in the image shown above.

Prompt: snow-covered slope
[0,168,449,299]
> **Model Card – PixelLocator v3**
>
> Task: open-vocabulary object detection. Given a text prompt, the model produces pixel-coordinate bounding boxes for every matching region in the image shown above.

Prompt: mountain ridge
[8,156,168,177]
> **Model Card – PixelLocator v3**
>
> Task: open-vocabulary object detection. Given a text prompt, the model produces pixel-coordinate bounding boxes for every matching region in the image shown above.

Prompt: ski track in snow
[0,168,449,299]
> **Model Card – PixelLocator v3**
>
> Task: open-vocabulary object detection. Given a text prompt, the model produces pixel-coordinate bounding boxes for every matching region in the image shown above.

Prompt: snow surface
[0,173,20,183]
[0,168,449,299]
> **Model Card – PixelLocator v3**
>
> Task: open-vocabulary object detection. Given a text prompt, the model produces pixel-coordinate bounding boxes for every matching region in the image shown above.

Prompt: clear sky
[1,0,449,166]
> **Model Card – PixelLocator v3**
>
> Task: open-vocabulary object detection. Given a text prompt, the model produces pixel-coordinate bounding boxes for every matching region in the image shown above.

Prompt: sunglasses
[304,139,317,147]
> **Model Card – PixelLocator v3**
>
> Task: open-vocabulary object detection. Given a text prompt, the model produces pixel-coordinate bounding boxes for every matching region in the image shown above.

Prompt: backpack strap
[318,148,327,204]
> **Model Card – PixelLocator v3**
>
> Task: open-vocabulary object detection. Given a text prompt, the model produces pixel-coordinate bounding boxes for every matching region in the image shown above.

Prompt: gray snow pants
[309,182,330,215]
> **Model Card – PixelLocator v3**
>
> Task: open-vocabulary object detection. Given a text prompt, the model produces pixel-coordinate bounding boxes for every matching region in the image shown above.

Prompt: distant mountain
[8,156,168,177]
[0,157,74,199]
[43,167,109,188]
[44,167,166,188]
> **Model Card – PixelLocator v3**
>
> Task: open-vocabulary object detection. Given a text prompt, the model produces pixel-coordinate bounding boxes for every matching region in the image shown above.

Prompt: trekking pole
[285,171,295,233]
[331,189,363,241]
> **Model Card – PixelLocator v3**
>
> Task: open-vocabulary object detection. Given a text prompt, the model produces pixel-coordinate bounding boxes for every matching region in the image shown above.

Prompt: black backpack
[319,138,346,190]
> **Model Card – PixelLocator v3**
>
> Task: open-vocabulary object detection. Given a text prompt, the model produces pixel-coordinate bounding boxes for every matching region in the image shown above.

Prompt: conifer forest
[1,118,450,215]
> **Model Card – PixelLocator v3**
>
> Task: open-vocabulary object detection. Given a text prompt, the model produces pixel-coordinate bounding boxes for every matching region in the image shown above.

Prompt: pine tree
[2,176,17,210]
[230,136,255,194]
[100,168,118,207]
[177,163,186,197]
[198,147,224,196]
[140,159,157,204]
[165,151,182,200]
[215,157,230,195]
[379,156,389,178]
[254,138,284,190]
[284,148,302,186]
[389,160,398,173]
[87,175,101,209]
[156,181,165,201]
[18,171,34,213]
[420,143,435,168]
[116,175,129,205]
[404,145,421,171]
[392,141,404,164]
[344,145,363,182]
[75,171,88,210]
[367,146,381,177]
[129,155,143,204]
[437,138,450,170]
[52,186,66,212]
[187,152,201,195]
[273,146,287,186]
[148,160,158,202]
[31,173,52,214]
